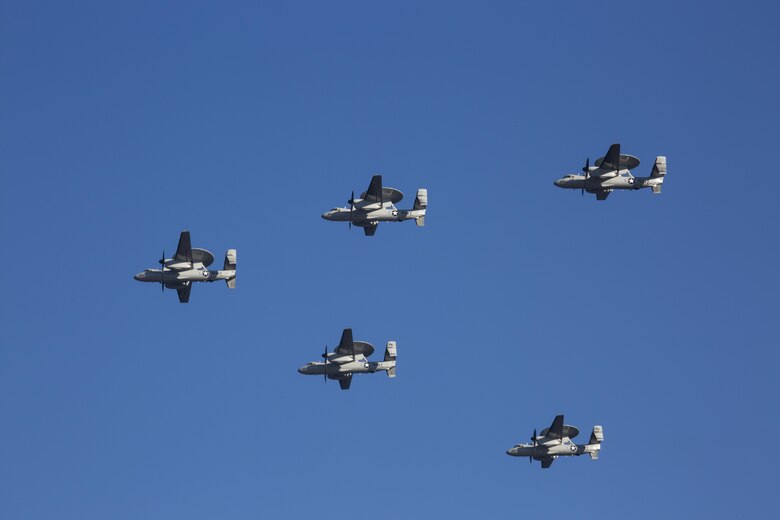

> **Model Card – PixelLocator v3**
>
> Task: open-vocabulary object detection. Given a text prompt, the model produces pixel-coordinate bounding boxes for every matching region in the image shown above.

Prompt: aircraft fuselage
[553,171,662,193]
[134,267,235,284]
[321,205,424,225]
[506,439,599,460]
[298,357,396,378]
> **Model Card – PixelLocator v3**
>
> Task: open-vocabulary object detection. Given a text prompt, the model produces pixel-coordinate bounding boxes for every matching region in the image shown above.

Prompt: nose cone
[133,272,145,281]
[321,212,331,221]
[298,365,308,374]
[554,179,563,187]
[506,448,515,456]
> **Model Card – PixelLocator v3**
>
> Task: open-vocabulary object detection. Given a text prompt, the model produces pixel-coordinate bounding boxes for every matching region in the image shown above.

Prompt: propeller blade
[349,190,354,229]
[532,428,537,446]
[582,158,589,197]
[160,250,165,292]
[323,345,328,383]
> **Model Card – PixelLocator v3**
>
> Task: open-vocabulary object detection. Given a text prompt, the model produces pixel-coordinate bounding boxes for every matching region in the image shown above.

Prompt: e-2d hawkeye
[134,231,236,303]
[321,174,427,236]
[506,415,604,469]
[554,143,667,200]
[298,328,397,390]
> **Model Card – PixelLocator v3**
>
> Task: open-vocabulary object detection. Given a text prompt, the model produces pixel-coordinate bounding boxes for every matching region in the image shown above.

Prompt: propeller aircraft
[554,143,667,200]
[298,328,397,390]
[321,174,427,236]
[506,414,604,469]
[134,231,236,303]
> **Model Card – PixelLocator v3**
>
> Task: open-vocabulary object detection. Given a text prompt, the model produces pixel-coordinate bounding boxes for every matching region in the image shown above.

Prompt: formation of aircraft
[298,328,397,390]
[134,231,236,303]
[321,174,427,236]
[506,414,604,468]
[130,160,651,466]
[554,143,667,200]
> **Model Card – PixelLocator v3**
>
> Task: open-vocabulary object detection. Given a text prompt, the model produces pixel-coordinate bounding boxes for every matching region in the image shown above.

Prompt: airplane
[506,414,604,469]
[133,231,236,303]
[298,328,397,390]
[321,174,427,236]
[554,143,667,200]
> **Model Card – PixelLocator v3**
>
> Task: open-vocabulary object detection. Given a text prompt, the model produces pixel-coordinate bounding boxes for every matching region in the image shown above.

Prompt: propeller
[581,158,590,197]
[159,250,166,292]
[349,190,355,229]
[322,345,329,383]
[530,428,537,464]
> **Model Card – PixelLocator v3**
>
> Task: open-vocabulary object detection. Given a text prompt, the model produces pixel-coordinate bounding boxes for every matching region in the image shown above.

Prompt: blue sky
[2,1,779,518]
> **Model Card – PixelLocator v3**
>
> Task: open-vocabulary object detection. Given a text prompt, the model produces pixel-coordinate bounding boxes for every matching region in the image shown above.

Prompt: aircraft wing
[589,144,621,178]
[166,282,191,303]
[338,375,353,390]
[596,191,611,201]
[335,328,354,355]
[541,458,554,469]
[363,224,378,236]
[362,175,383,203]
[546,415,565,440]
[174,231,193,263]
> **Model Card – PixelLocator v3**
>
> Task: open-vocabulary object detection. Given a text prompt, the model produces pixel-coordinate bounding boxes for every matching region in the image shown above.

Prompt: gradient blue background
[2,1,779,518]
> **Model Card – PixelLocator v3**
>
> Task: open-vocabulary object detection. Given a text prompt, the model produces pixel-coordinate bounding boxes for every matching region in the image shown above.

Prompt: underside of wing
[541,458,554,469]
[596,191,611,201]
[174,231,193,263]
[171,282,191,303]
[363,224,378,236]
[338,375,353,390]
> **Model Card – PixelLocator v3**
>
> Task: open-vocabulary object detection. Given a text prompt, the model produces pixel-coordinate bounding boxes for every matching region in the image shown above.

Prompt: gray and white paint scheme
[134,231,236,303]
[322,174,427,236]
[554,143,667,200]
[298,328,397,390]
[506,415,604,469]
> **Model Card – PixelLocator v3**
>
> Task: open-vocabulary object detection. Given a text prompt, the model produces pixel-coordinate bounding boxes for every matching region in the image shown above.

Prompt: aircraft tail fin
[589,425,604,445]
[414,189,427,226]
[224,249,237,288]
[589,450,599,460]
[384,341,397,377]
[650,156,667,178]
[413,189,427,210]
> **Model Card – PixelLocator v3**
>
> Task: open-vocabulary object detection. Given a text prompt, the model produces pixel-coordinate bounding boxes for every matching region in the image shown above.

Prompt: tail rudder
[413,189,427,210]
[650,156,666,193]
[384,341,397,377]
[414,189,427,226]
[224,249,237,288]
[588,425,603,460]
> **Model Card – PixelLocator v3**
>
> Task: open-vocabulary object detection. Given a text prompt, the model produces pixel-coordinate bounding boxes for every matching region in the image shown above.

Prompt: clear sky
[2,1,779,518]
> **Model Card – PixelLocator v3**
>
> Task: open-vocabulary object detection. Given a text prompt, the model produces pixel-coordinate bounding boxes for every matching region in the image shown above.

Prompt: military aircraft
[321,174,427,236]
[133,231,236,303]
[506,415,604,469]
[298,328,397,390]
[554,143,667,200]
